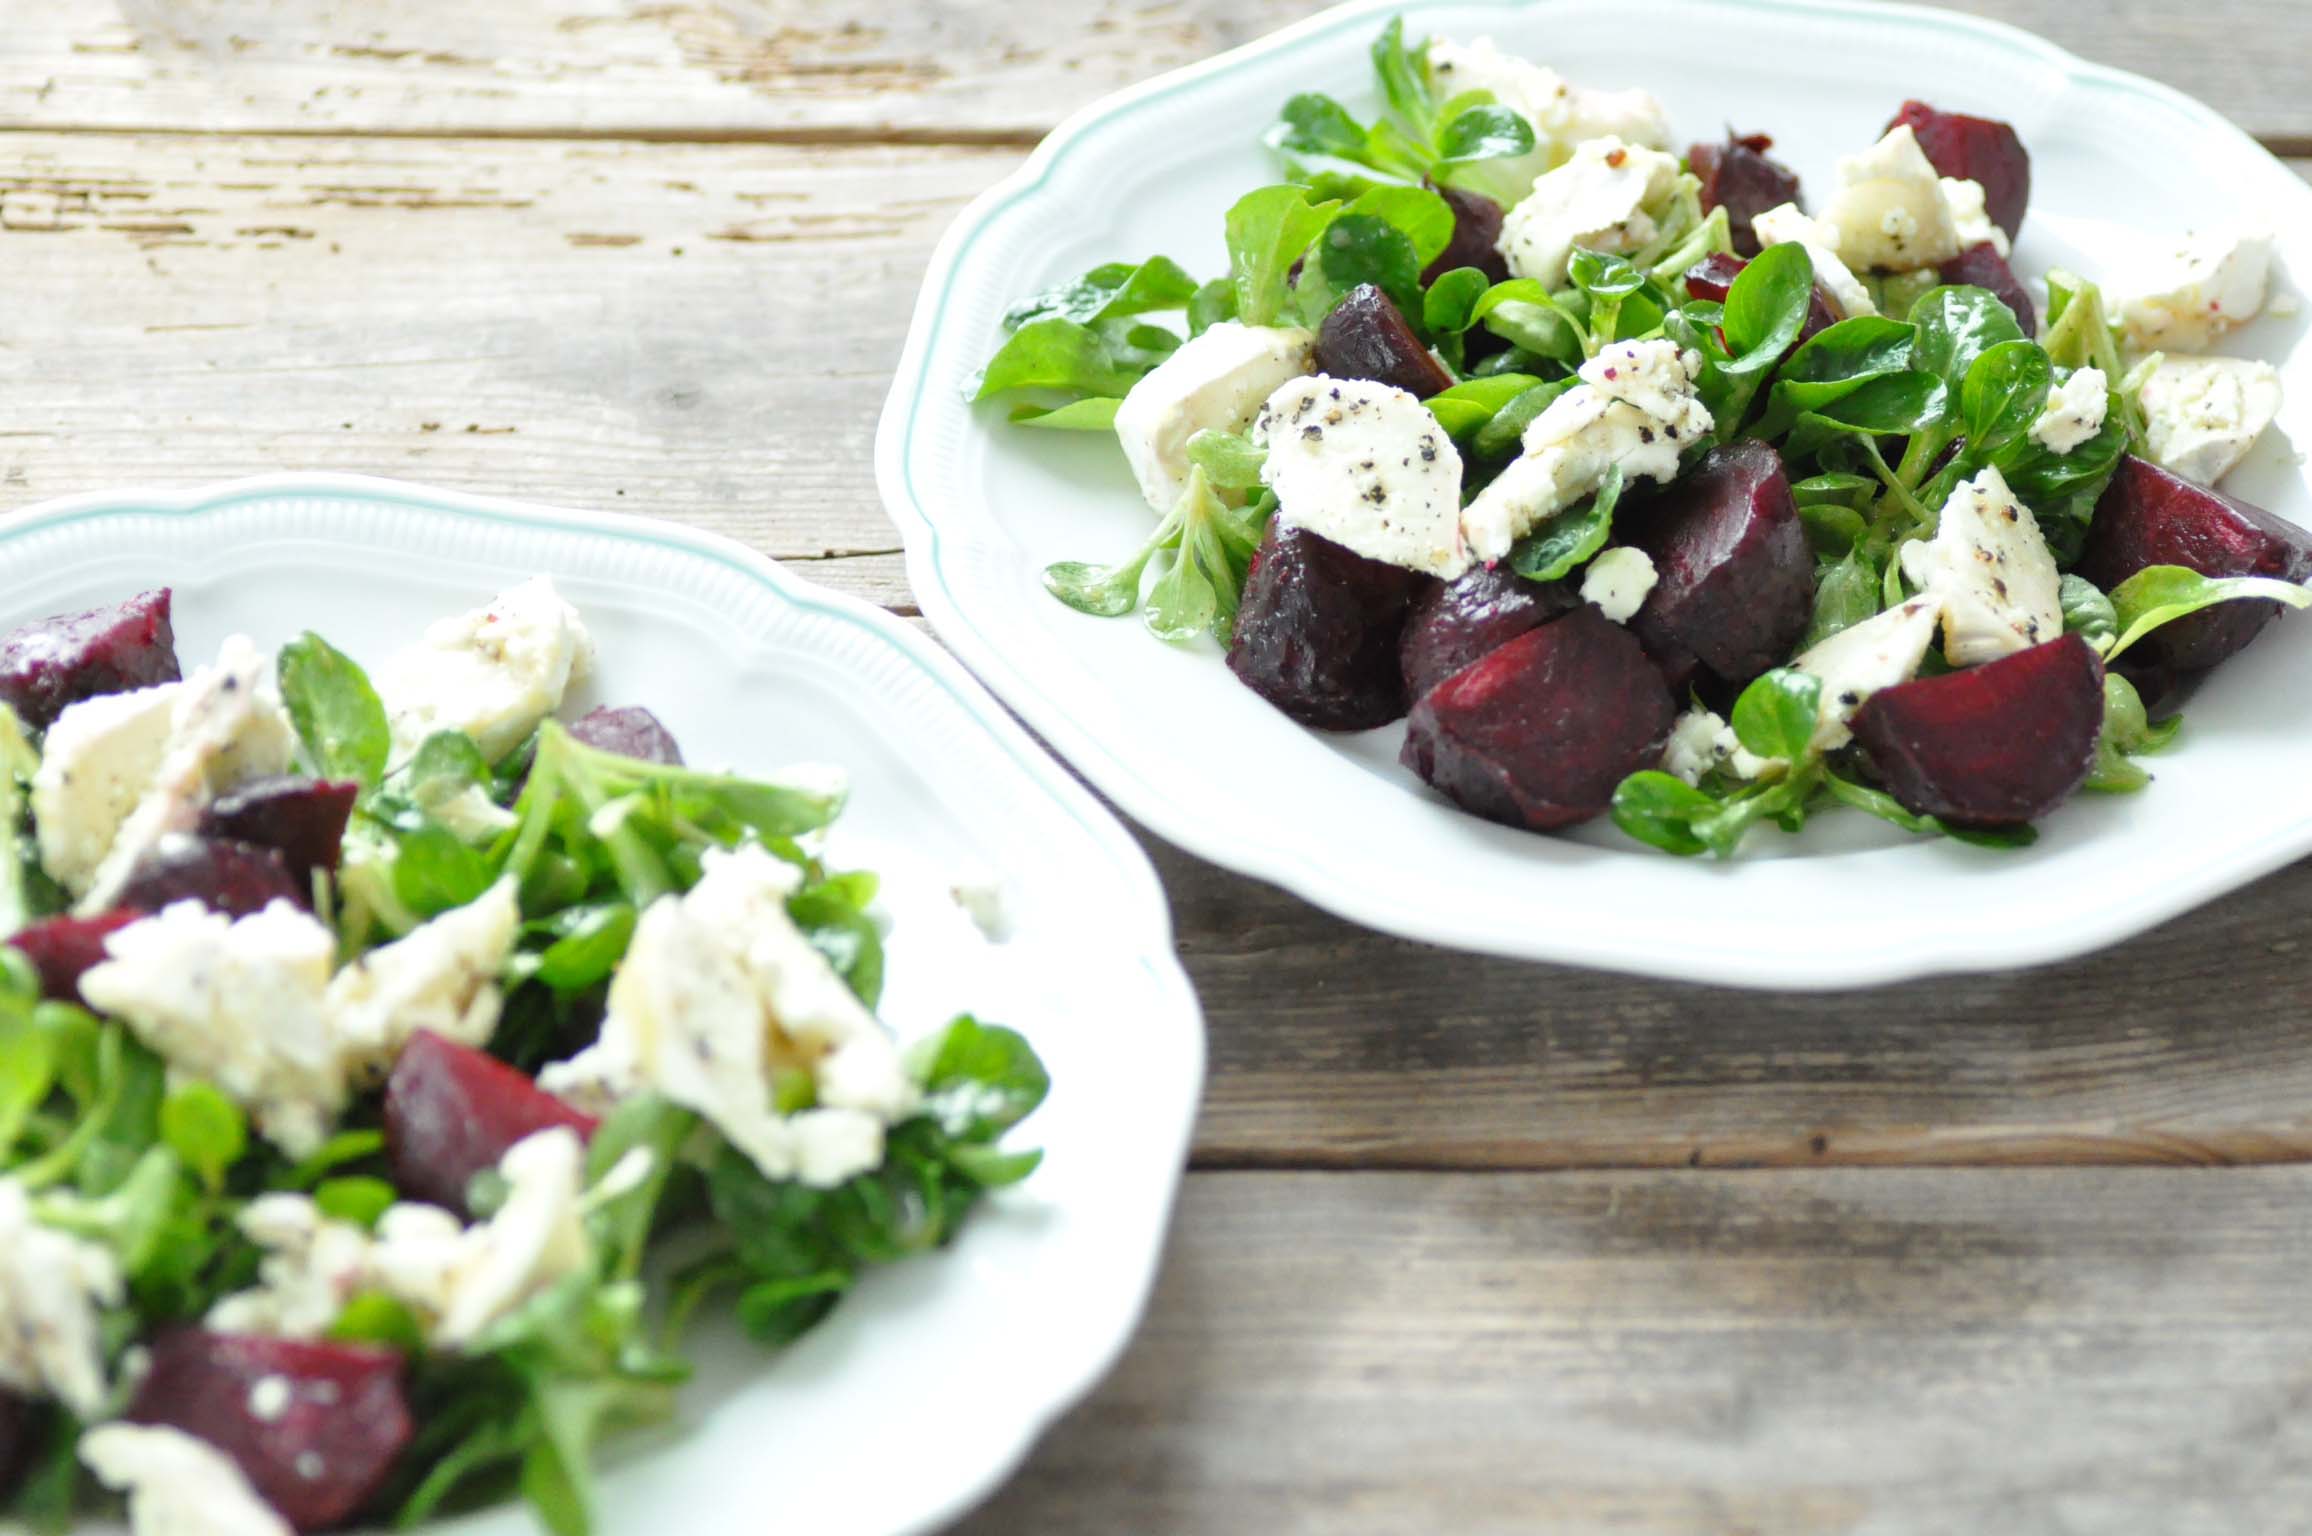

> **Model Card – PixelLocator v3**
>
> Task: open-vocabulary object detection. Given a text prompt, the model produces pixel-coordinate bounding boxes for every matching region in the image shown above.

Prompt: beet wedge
[0,589,180,732]
[201,777,359,888]
[2076,455,2312,673]
[569,705,685,765]
[115,836,307,917]
[1887,100,2031,239]
[1851,634,2104,828]
[1624,439,1816,687]
[1229,523,1432,731]
[385,1029,599,1215]
[1401,607,1678,831]
[1317,284,1454,400]
[1400,565,1579,703]
[1939,241,2035,335]
[1689,132,1802,256]
[128,1330,411,1533]
[8,911,142,1004]
[1420,186,1510,286]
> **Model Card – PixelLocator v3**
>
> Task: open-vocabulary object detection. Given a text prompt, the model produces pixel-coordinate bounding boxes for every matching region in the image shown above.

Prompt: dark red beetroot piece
[1851,635,2104,827]
[114,835,306,917]
[0,589,180,733]
[2077,455,2312,673]
[129,1330,411,1532]
[1623,439,1815,687]
[7,911,142,1003]
[1401,607,1678,831]
[1684,253,1841,343]
[1316,284,1454,401]
[1229,523,1432,731]
[1688,132,1803,256]
[1420,185,1510,286]
[384,1029,599,1215]
[1939,241,2035,335]
[1887,100,2031,239]
[1400,564,1580,702]
[569,704,685,765]
[200,777,359,888]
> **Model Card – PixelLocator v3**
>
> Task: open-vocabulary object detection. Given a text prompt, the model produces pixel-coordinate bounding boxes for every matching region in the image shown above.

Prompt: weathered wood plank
[0,0,2306,143]
[0,132,1014,555]
[957,1168,2312,1534]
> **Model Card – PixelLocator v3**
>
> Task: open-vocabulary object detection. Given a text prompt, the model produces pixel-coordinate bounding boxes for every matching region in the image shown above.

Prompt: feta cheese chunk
[0,1178,122,1418]
[373,577,595,765]
[1752,203,1877,320]
[1940,176,2010,258]
[1661,706,1776,785]
[1253,375,1468,577]
[1820,126,1962,272]
[1424,37,1673,192]
[1461,341,1712,564]
[1496,135,1681,288]
[326,879,520,1083]
[2030,367,2109,455]
[210,1129,593,1350]
[1112,322,1317,514]
[1580,546,1657,622]
[2138,353,2284,485]
[82,900,345,1156]
[81,1424,292,1536]
[1898,467,2062,667]
[540,843,916,1188]
[36,635,296,913]
[1793,596,1941,750]
[2116,231,2273,352]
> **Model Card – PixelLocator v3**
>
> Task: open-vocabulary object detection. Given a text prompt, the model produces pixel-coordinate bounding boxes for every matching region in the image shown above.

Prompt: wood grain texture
[956,1168,2312,1535]
[1,1,2306,144]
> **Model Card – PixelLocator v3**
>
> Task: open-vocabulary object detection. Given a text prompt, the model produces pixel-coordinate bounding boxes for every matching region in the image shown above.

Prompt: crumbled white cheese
[1112,322,1317,514]
[1253,375,1468,577]
[2115,231,2273,352]
[1495,135,1682,287]
[1793,596,1941,750]
[1898,466,2062,667]
[1580,546,1657,623]
[29,685,177,897]
[1940,176,2010,258]
[1661,706,1777,785]
[1426,37,1672,175]
[1751,202,1878,321]
[372,577,595,765]
[540,843,915,1188]
[325,879,520,1084]
[2030,367,2109,455]
[1461,341,1712,564]
[82,900,346,1156]
[1819,125,1962,273]
[81,1424,292,1536]
[2137,353,2284,486]
[0,1178,122,1418]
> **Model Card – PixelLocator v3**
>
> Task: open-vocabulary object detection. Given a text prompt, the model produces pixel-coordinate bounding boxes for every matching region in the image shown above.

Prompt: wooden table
[5,3,2309,1530]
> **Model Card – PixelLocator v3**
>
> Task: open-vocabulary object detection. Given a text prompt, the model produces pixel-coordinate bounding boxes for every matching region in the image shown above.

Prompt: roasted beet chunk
[1316,284,1454,401]
[1887,100,2030,239]
[1623,439,1814,686]
[1401,607,1677,831]
[1939,241,2035,334]
[1852,635,2104,827]
[130,1330,411,1532]
[1400,564,1580,703]
[1689,132,1803,256]
[569,704,685,765]
[1684,253,1841,342]
[0,589,179,732]
[1421,185,1510,286]
[201,777,359,888]
[7,911,142,1003]
[1228,523,1431,731]
[2076,455,2312,673]
[385,1029,598,1215]
[115,835,305,917]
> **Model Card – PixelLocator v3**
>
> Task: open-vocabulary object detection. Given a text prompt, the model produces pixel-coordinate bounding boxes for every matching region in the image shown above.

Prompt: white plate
[0,473,1203,1535]
[878,0,2312,990]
